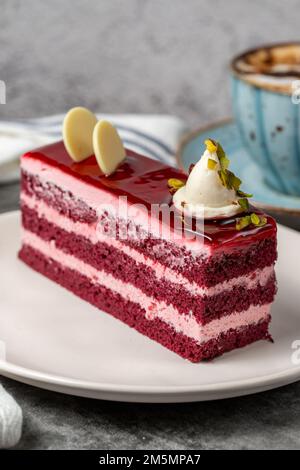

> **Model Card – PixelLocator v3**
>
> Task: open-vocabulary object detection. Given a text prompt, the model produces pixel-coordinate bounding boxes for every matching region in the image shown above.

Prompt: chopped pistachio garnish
[238,198,249,211]
[204,138,256,229]
[252,214,267,227]
[260,216,267,226]
[236,189,253,198]
[168,178,185,189]
[205,139,247,193]
[236,213,267,231]
[167,178,185,194]
[204,139,218,153]
[227,170,242,191]
[207,158,217,170]
[218,170,228,187]
[250,213,260,225]
[236,215,251,231]
[216,143,230,171]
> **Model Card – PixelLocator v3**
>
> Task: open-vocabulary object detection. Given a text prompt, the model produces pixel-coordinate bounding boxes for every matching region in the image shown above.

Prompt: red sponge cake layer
[19,244,272,362]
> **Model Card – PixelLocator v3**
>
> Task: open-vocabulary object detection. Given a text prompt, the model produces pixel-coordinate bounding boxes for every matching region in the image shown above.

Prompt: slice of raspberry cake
[18,109,277,362]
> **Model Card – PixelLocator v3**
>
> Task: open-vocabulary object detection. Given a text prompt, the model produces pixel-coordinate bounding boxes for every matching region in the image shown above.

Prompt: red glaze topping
[25,141,182,207]
[23,141,277,249]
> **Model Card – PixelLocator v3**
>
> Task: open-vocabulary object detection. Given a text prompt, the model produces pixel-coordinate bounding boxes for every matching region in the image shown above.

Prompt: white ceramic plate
[0,211,300,403]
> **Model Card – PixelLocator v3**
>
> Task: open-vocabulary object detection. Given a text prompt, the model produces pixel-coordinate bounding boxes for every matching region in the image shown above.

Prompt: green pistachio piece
[227,170,242,191]
[236,189,253,198]
[167,178,185,190]
[238,198,249,211]
[207,158,217,170]
[236,215,251,231]
[218,170,229,188]
[250,213,260,225]
[251,213,267,227]
[215,143,230,170]
[204,139,218,153]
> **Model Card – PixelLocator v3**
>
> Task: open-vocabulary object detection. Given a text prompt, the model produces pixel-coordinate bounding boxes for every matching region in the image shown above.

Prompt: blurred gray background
[0,0,299,126]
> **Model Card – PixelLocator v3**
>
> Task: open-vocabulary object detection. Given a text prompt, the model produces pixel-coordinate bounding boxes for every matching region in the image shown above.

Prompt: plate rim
[1,354,300,396]
[1,210,300,402]
[176,117,300,217]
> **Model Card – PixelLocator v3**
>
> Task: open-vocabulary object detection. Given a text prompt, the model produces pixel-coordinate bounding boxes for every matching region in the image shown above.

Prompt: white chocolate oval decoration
[63,107,97,162]
[93,120,126,176]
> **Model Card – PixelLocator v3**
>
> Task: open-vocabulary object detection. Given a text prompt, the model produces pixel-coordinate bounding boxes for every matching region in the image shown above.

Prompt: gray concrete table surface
[1,183,300,451]
[1,0,300,450]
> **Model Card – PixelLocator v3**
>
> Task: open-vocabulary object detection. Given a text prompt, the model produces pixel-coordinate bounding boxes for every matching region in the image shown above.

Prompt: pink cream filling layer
[21,191,275,296]
[21,156,210,256]
[21,229,271,344]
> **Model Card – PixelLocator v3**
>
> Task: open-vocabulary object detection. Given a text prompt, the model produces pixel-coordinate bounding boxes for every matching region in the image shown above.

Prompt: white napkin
[0,113,187,447]
[0,385,22,448]
[0,342,22,448]
[0,113,187,184]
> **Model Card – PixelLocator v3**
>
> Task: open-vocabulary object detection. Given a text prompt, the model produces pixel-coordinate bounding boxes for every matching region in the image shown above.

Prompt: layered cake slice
[19,108,277,362]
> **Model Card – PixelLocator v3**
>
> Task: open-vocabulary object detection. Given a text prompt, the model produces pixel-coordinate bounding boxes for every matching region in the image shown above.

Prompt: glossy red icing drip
[23,141,277,249]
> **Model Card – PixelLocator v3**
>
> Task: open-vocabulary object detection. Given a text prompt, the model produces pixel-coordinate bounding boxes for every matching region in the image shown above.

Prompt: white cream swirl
[173,149,242,219]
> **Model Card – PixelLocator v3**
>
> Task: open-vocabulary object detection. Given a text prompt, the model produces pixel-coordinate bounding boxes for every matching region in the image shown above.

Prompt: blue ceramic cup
[231,43,300,196]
